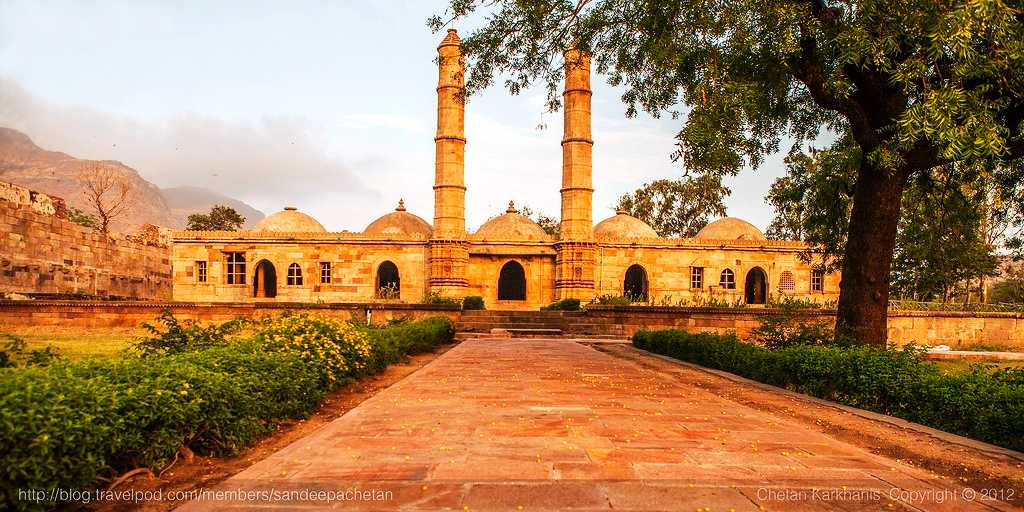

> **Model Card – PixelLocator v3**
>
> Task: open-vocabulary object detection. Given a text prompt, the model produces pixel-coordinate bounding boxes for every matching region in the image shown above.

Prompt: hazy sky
[0,0,799,232]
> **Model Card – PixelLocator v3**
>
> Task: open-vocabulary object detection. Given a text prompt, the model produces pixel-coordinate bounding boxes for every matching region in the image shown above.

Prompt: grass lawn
[1,327,143,360]
[931,359,1024,374]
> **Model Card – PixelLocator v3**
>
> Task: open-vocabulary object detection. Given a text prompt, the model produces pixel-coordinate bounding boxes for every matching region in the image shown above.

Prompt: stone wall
[0,181,172,299]
[0,301,461,328]
[584,306,1024,349]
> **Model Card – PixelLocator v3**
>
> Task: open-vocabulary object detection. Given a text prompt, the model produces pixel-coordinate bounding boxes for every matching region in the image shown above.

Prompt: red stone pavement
[176,338,1015,511]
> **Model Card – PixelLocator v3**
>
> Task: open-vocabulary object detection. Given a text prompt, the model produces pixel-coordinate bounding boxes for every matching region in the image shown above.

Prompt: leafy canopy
[615,175,728,237]
[186,205,246,231]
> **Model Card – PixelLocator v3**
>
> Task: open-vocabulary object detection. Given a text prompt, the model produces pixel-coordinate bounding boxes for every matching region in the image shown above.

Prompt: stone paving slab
[177,339,1011,511]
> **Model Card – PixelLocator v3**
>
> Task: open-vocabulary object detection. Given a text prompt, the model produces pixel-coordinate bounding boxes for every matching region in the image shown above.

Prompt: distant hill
[0,127,263,231]
[162,186,264,229]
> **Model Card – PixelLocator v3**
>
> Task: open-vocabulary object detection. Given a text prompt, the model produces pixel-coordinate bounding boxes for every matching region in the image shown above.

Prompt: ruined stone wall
[0,181,171,299]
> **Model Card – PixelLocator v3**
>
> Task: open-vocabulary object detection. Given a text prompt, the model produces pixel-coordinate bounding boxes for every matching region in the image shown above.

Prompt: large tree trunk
[836,161,910,345]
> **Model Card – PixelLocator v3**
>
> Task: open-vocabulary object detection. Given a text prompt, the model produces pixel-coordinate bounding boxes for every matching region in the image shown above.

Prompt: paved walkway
[178,338,1010,511]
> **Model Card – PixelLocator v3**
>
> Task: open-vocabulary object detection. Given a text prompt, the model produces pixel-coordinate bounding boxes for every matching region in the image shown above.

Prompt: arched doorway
[497,260,526,300]
[745,267,767,305]
[376,261,400,299]
[624,264,648,302]
[253,260,277,298]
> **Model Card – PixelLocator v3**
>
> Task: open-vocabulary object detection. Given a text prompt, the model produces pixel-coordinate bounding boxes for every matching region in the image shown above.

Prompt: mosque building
[171,30,839,309]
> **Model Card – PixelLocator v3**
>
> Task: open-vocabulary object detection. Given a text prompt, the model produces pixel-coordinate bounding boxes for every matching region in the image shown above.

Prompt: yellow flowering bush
[252,314,372,386]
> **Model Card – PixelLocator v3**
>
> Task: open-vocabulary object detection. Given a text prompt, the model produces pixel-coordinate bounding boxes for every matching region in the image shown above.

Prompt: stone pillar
[555,48,596,301]
[429,29,469,297]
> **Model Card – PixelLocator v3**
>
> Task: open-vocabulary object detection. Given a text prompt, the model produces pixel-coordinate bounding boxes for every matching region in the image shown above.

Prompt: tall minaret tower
[429,29,470,297]
[555,48,597,301]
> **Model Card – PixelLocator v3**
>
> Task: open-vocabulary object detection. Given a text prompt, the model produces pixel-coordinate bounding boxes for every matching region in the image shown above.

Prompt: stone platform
[176,337,1015,511]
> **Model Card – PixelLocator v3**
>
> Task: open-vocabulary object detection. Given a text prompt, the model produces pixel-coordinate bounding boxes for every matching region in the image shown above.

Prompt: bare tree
[79,162,133,234]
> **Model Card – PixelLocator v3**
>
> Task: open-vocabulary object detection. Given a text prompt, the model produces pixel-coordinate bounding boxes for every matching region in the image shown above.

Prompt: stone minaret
[555,48,596,301]
[429,29,469,296]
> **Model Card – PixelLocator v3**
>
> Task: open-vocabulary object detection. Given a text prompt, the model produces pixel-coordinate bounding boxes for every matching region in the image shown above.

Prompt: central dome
[364,199,432,237]
[694,217,766,240]
[474,201,550,241]
[594,210,659,239]
[254,207,326,233]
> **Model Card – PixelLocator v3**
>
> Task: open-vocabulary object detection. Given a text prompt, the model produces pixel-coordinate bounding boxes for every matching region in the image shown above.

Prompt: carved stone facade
[172,30,840,308]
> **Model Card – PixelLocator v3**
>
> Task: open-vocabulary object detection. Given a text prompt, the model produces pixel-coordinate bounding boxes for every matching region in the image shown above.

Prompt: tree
[518,205,560,236]
[186,205,246,231]
[615,175,728,237]
[766,142,999,301]
[990,265,1024,304]
[430,1,1024,344]
[66,206,97,230]
[79,162,134,234]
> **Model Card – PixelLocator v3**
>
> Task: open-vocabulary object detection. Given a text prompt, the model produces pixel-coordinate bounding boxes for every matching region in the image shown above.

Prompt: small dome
[474,201,550,241]
[364,199,432,237]
[594,209,659,239]
[694,217,766,240]
[254,206,326,233]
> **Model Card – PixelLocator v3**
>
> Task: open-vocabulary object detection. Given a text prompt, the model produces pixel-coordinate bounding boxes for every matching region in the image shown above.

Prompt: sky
[0,0,798,232]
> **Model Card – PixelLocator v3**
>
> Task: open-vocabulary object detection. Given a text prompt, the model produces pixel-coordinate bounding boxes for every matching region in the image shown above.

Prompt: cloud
[0,78,381,229]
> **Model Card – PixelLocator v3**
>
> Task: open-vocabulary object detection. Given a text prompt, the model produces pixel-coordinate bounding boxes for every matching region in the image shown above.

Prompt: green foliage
[989,266,1024,304]
[66,206,97,230]
[376,282,401,300]
[421,291,461,305]
[615,176,728,238]
[252,314,372,388]
[517,205,560,236]
[633,329,1024,452]
[462,295,485,310]
[134,310,244,357]
[0,334,61,369]
[887,299,1024,313]
[185,205,246,231]
[591,294,633,306]
[751,303,849,351]
[0,315,454,511]
[540,298,581,311]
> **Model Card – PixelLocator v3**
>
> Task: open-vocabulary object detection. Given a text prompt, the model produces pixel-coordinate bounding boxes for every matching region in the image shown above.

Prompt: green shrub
[462,296,485,310]
[363,317,455,374]
[421,291,461,305]
[540,298,581,311]
[134,309,244,357]
[0,334,61,368]
[750,303,851,350]
[0,315,455,511]
[252,314,372,388]
[591,294,633,306]
[633,329,1024,452]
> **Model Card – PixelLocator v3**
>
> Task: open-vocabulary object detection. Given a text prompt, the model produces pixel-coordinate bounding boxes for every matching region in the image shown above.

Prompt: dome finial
[396,198,406,211]
[506,200,518,214]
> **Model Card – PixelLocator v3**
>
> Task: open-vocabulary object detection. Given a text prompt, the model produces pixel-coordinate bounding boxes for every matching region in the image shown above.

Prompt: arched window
[376,261,400,298]
[286,263,303,286]
[624,264,648,302]
[719,268,736,289]
[498,260,526,300]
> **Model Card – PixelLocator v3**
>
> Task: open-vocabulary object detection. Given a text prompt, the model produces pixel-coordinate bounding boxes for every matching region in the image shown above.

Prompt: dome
[254,207,326,233]
[694,217,766,241]
[474,201,550,241]
[364,199,432,237]
[594,209,659,239]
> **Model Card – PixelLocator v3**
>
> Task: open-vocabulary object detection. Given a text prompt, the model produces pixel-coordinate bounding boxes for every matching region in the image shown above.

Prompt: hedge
[0,316,455,511]
[633,329,1024,452]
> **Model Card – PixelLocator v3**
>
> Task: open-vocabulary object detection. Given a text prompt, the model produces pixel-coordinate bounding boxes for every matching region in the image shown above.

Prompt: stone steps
[454,309,625,338]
